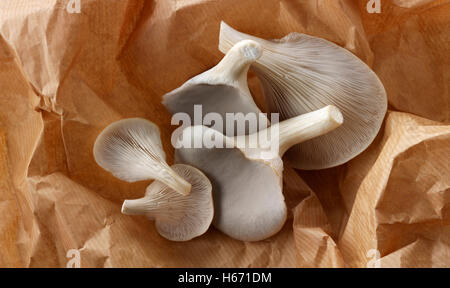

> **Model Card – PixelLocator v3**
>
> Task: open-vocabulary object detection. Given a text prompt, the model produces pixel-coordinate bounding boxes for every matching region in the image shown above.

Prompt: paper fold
[0,0,448,267]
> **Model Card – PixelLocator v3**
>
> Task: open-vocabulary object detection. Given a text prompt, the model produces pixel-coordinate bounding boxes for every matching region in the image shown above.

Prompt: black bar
[0,268,445,287]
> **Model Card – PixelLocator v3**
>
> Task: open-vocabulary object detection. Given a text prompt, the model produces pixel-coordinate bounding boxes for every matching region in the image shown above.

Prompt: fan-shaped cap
[175,126,287,242]
[219,21,387,169]
[163,40,268,136]
[122,164,214,241]
[93,118,191,195]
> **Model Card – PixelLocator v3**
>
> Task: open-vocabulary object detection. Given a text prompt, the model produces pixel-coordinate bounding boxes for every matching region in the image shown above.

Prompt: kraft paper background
[0,0,448,267]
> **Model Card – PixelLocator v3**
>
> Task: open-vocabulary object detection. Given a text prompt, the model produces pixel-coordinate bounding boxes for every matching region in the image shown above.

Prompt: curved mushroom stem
[213,39,262,84]
[121,198,158,221]
[122,198,150,216]
[274,105,343,156]
[219,21,256,54]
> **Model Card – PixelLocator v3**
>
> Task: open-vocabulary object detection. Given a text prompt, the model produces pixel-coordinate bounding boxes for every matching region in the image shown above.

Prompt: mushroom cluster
[93,22,386,242]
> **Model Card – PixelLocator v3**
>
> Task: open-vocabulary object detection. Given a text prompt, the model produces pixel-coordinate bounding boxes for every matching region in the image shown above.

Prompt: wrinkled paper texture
[0,0,448,267]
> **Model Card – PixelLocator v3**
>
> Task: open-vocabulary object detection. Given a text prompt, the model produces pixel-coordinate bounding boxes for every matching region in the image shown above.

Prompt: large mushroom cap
[122,164,213,241]
[219,22,387,169]
[163,40,268,136]
[175,126,287,242]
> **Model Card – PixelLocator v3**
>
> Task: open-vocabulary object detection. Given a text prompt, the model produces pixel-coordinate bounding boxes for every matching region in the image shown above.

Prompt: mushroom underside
[219,22,387,169]
[135,164,214,242]
[175,131,287,242]
[163,84,267,136]
[93,118,165,182]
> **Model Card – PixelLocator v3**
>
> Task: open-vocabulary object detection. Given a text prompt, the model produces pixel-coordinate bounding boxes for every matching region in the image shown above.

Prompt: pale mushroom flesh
[174,106,343,241]
[93,118,191,195]
[122,164,214,241]
[219,21,387,169]
[163,40,268,135]
[175,126,286,242]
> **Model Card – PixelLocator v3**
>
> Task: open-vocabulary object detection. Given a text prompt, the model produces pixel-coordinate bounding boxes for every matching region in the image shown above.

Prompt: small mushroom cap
[163,40,267,136]
[93,118,191,195]
[93,118,165,182]
[175,126,287,242]
[219,21,387,169]
[122,164,214,242]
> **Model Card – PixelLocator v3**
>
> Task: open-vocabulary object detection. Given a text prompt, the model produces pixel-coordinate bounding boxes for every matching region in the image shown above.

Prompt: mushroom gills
[175,126,286,242]
[175,106,343,241]
[93,118,191,195]
[122,164,214,241]
[163,40,269,136]
[219,21,387,169]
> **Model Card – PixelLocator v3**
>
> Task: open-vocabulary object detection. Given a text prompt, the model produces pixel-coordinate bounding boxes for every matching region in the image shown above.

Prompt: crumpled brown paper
[0,0,448,267]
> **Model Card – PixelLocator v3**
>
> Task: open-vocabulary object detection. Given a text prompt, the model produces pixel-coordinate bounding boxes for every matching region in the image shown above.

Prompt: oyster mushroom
[219,22,387,169]
[93,118,191,195]
[175,105,343,241]
[122,164,214,241]
[163,40,268,135]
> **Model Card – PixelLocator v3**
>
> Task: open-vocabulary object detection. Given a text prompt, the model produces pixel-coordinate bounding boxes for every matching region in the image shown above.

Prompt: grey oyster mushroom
[163,40,268,135]
[219,21,387,170]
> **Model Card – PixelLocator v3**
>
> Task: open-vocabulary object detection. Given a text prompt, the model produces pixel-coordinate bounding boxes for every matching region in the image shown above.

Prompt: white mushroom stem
[273,105,343,156]
[121,191,175,221]
[122,198,150,216]
[212,39,262,85]
[235,105,343,163]
[121,184,189,222]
